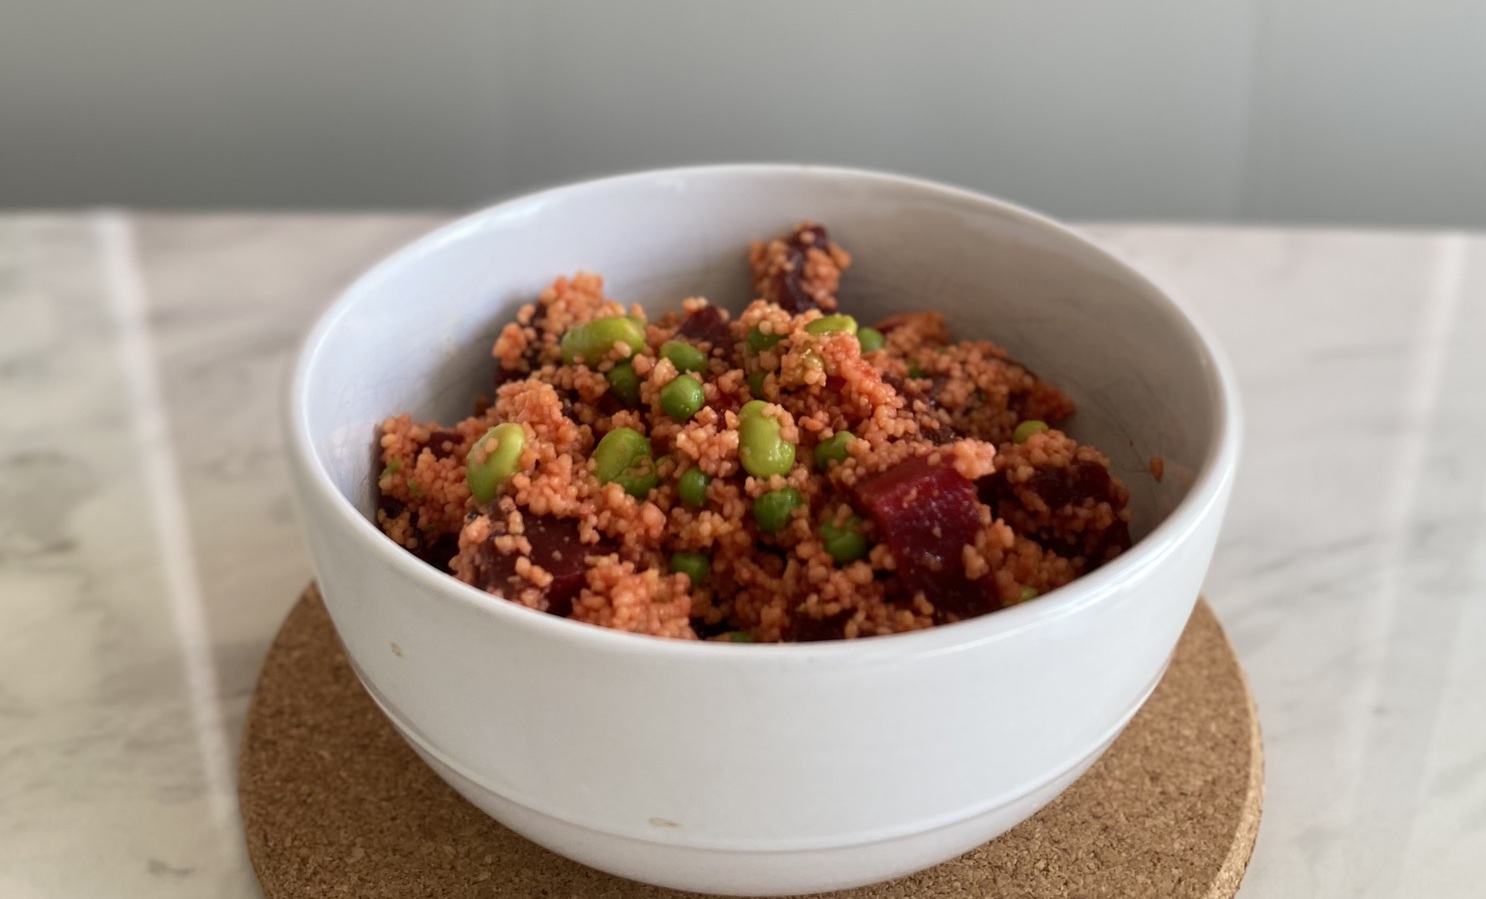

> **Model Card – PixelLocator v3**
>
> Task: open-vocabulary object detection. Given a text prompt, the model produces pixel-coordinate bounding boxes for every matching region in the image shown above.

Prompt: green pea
[660,374,705,422]
[670,551,710,585]
[592,427,656,498]
[746,326,782,353]
[465,423,528,503]
[1019,585,1039,603]
[856,327,885,353]
[660,339,708,374]
[560,316,647,366]
[819,514,869,564]
[746,369,768,400]
[1013,420,1049,444]
[727,631,755,643]
[804,314,858,336]
[753,487,804,533]
[907,362,925,379]
[677,467,710,509]
[737,400,796,478]
[605,362,641,405]
[813,431,856,469]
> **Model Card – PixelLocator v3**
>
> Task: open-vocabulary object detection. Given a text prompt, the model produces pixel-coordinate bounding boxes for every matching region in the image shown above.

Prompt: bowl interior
[298,167,1221,550]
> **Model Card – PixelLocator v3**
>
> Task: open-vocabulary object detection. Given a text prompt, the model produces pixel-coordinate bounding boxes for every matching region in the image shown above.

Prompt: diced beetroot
[468,516,604,617]
[790,224,831,253]
[979,458,1132,564]
[424,428,466,460]
[493,366,524,389]
[852,456,1000,618]
[674,305,733,353]
[775,247,817,314]
[891,375,961,445]
[777,226,829,314]
[417,535,461,572]
[757,224,840,314]
[766,242,814,315]
[783,608,854,642]
[378,494,406,522]
[593,390,627,417]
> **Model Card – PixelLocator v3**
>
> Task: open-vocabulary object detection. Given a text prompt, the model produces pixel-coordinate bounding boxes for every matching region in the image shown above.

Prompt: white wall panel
[0,1,1480,227]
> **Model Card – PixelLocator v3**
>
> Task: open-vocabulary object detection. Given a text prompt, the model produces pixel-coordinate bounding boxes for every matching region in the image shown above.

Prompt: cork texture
[239,587,1262,898]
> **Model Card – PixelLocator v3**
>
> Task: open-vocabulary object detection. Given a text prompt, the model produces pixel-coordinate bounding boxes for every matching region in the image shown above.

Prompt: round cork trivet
[240,587,1262,899]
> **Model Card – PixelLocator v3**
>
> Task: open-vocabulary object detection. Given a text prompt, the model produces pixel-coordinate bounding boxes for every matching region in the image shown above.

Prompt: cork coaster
[239,587,1262,899]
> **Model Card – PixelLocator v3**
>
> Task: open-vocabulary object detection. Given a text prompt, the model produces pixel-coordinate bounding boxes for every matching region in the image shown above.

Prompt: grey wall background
[3,0,1484,227]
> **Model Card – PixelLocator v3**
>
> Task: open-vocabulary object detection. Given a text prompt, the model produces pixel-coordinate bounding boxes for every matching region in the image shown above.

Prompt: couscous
[374,224,1131,641]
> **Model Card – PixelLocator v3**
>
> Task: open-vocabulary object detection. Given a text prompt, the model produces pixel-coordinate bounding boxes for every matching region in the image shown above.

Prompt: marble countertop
[2,214,1482,898]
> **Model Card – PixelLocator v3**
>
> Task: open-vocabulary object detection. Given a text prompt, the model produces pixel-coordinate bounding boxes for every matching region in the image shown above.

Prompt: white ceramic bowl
[284,165,1240,896]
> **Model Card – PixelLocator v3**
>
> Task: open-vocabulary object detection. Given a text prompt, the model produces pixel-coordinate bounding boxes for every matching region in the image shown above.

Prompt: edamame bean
[670,551,710,585]
[614,461,659,498]
[465,423,527,503]
[856,327,885,353]
[560,316,647,366]
[1013,420,1049,444]
[677,467,710,509]
[818,514,869,564]
[727,631,755,643]
[605,362,641,405]
[813,431,855,469]
[746,326,782,353]
[660,339,708,374]
[737,400,796,478]
[804,314,858,336]
[907,362,925,379]
[753,487,803,533]
[592,427,656,498]
[746,369,768,400]
[660,374,705,422]
[1019,585,1039,603]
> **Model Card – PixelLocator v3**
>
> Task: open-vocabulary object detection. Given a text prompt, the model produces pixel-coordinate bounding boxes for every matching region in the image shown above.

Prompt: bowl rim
[284,163,1242,662]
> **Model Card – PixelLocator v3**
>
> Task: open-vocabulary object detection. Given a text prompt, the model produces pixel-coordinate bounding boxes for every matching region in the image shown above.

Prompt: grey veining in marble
[1,214,1483,897]
[1083,225,1486,897]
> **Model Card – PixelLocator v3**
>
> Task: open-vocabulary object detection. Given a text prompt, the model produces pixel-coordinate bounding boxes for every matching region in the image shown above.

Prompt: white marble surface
[1,214,1482,897]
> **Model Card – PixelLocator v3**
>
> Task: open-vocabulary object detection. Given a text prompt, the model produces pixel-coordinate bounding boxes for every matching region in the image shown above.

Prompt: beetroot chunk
[979,432,1132,567]
[673,305,733,354]
[852,456,1000,619]
[752,224,844,314]
[424,428,467,460]
[466,516,603,617]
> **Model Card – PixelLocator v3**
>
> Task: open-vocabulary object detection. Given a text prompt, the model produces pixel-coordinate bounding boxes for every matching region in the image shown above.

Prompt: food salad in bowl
[373,220,1133,643]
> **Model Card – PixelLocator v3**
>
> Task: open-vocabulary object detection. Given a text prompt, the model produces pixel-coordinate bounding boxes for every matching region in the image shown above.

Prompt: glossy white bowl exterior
[284,166,1240,896]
